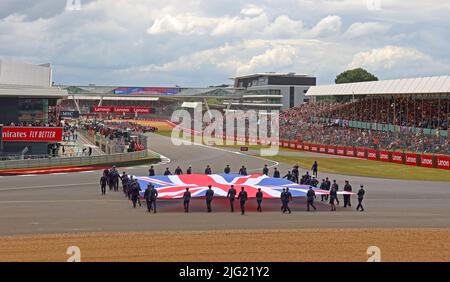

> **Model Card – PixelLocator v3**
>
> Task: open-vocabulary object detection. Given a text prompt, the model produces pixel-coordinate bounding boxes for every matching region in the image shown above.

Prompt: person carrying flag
[237,187,248,215]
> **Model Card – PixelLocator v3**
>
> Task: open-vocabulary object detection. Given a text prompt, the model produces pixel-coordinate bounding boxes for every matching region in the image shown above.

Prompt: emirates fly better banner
[2,127,63,142]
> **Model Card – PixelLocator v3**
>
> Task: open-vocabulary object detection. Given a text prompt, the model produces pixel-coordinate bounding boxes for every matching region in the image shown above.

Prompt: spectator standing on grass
[227,185,237,212]
[237,187,248,215]
[356,185,365,212]
[312,161,318,177]
[183,188,191,213]
[205,185,214,213]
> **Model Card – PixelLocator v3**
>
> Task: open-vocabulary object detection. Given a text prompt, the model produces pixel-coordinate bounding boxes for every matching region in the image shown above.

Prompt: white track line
[0,182,97,192]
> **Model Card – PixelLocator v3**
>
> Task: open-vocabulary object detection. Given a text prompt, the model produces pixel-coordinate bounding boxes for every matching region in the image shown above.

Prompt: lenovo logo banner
[346,147,355,157]
[367,149,377,160]
[2,127,63,142]
[379,151,390,162]
[436,156,450,170]
[391,152,404,164]
[336,146,345,156]
[93,106,113,113]
[327,146,335,154]
[405,153,418,166]
[420,155,434,168]
[356,148,366,158]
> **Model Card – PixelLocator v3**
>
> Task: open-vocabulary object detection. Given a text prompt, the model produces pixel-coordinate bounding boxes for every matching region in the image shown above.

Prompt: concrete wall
[0,60,52,87]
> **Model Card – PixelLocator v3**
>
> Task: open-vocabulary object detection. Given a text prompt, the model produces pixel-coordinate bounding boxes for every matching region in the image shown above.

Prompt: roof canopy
[306,75,450,97]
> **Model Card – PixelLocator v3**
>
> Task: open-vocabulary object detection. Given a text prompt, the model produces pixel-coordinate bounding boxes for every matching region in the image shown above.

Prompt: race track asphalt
[0,133,449,236]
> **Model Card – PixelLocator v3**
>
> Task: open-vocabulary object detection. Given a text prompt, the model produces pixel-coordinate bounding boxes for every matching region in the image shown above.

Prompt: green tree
[335,68,379,84]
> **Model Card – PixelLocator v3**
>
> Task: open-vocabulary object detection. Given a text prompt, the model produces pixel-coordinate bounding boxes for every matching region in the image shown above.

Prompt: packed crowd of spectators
[280,98,449,155]
[317,96,449,130]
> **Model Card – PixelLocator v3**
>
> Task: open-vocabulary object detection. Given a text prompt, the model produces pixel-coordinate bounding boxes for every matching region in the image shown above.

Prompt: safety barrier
[0,149,160,170]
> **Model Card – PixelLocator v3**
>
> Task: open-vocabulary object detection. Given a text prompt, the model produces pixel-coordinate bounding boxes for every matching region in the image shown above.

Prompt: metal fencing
[0,149,160,170]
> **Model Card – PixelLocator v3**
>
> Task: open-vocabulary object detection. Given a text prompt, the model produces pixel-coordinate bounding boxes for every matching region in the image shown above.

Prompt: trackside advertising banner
[92,106,152,114]
[391,152,404,164]
[420,155,434,168]
[436,155,450,170]
[367,149,378,160]
[2,127,63,142]
[379,150,390,162]
[405,153,419,166]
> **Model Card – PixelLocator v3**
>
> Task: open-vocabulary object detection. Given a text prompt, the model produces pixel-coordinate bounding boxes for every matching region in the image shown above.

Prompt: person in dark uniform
[100,173,108,195]
[331,180,340,205]
[263,165,269,176]
[186,166,192,175]
[130,179,141,208]
[282,188,293,214]
[110,166,119,192]
[183,188,191,213]
[148,185,158,213]
[292,165,300,183]
[224,165,231,174]
[312,161,318,177]
[164,168,172,176]
[310,177,319,188]
[320,179,327,201]
[306,187,317,211]
[343,180,353,208]
[205,165,212,175]
[356,185,365,212]
[120,172,129,197]
[256,188,263,212]
[175,166,183,175]
[273,168,280,178]
[144,184,153,212]
[237,187,248,215]
[149,166,155,177]
[329,185,338,211]
[205,185,214,212]
[283,171,294,181]
[227,185,237,212]
[239,166,247,176]
[324,177,331,201]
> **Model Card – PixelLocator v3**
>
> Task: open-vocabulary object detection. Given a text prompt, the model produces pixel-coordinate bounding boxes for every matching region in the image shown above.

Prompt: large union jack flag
[135,174,354,199]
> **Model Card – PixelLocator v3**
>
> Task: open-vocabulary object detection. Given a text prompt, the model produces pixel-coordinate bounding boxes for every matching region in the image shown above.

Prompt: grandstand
[280,75,450,155]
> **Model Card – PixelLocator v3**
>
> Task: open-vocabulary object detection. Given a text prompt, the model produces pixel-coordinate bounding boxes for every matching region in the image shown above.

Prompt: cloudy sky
[0,0,449,86]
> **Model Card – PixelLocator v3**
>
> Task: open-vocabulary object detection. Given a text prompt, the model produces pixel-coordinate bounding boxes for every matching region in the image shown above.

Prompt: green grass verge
[266,155,450,182]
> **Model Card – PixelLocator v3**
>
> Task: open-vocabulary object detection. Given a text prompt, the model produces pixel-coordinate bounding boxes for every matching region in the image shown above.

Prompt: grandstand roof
[306,75,450,96]
[0,84,68,98]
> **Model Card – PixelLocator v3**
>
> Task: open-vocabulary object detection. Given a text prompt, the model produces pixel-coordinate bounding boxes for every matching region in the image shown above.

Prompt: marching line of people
[100,162,366,214]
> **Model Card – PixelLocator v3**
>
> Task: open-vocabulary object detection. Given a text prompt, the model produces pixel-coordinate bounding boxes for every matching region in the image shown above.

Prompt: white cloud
[0,0,449,86]
[309,15,342,37]
[343,22,391,39]
[348,45,429,70]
